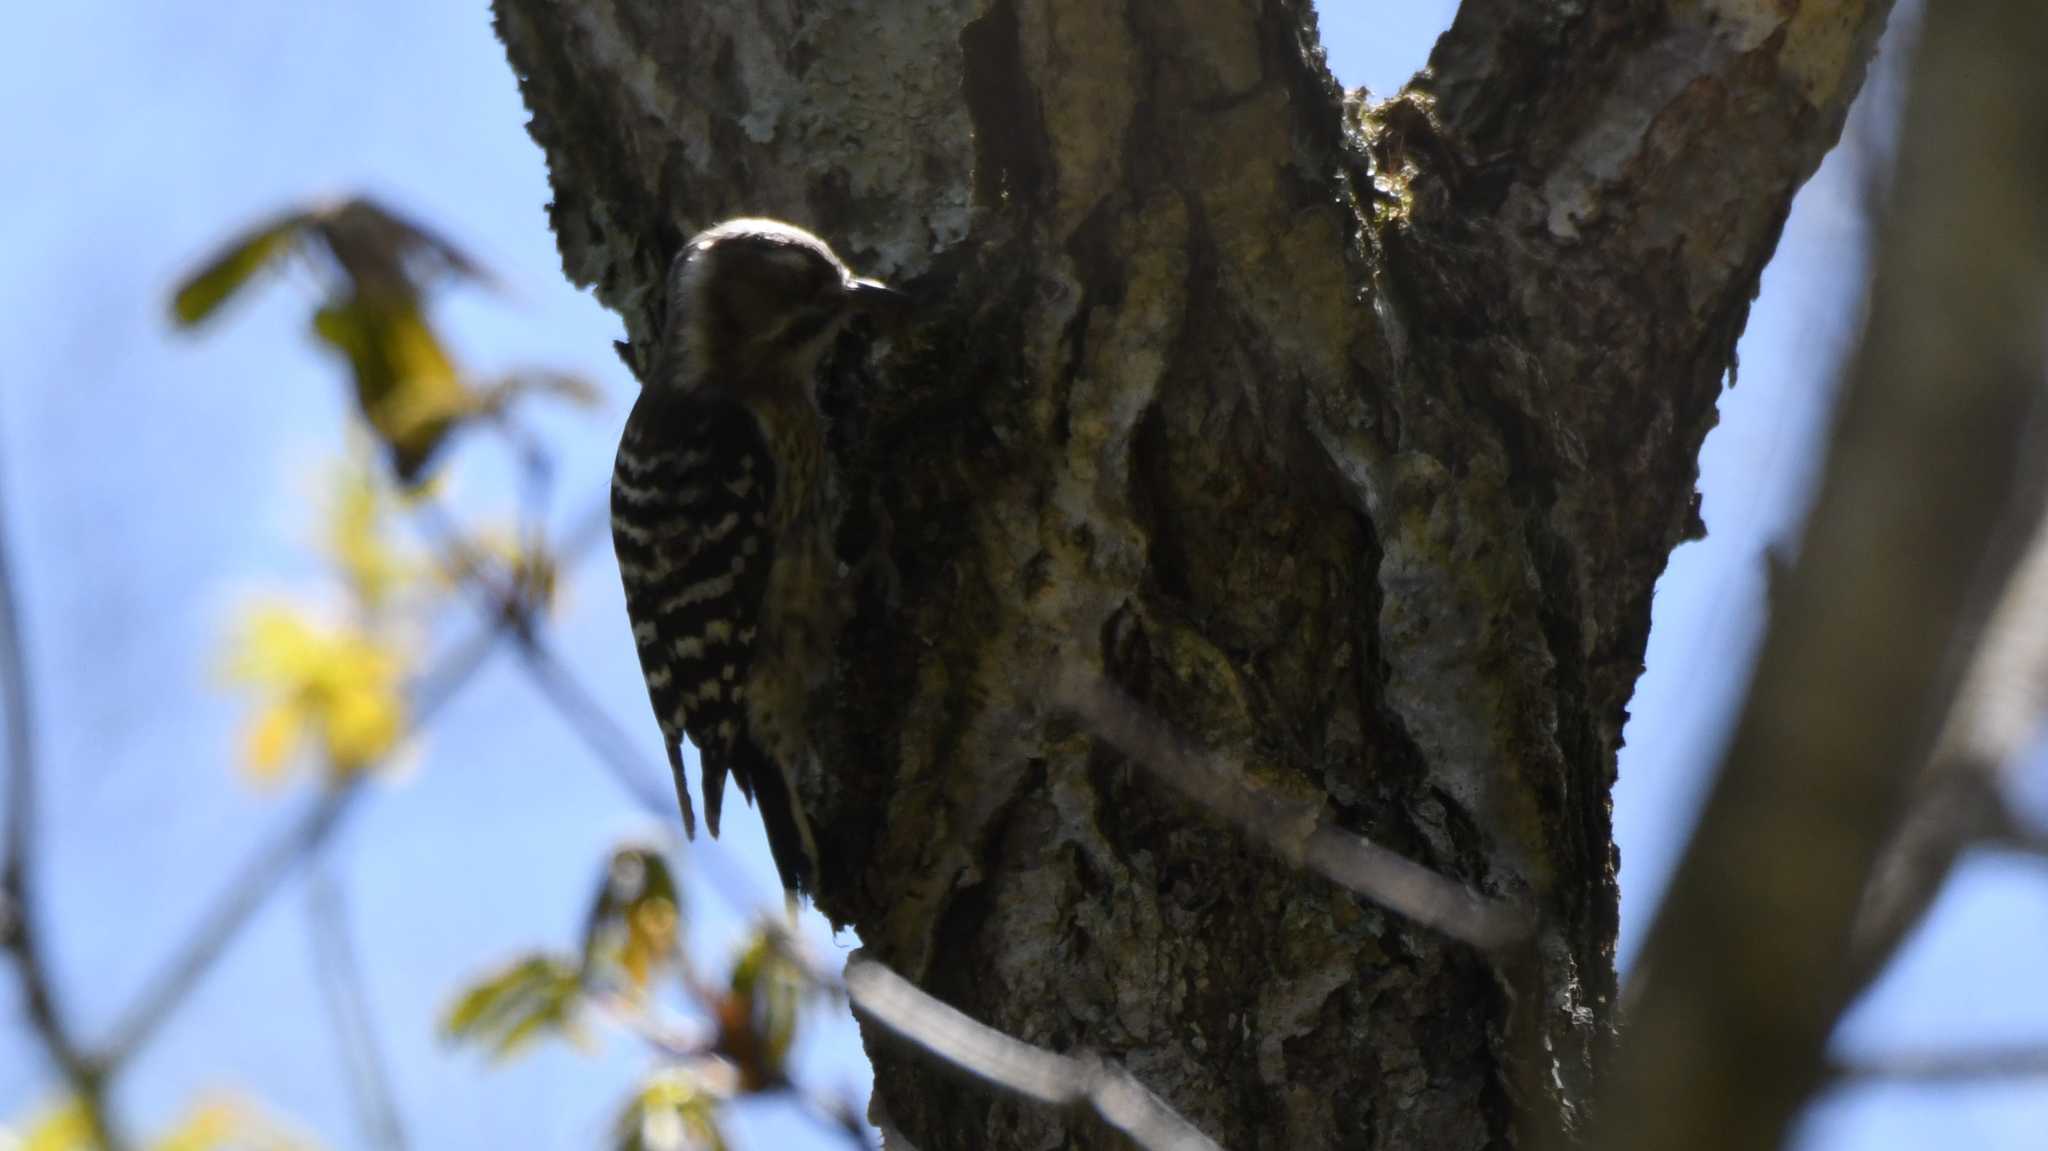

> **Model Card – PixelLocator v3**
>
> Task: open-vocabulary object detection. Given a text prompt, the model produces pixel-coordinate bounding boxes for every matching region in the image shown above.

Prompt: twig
[1828,1044,2048,1086]
[101,786,361,1068]
[593,985,870,1150]
[1848,509,2048,996]
[845,957,1223,1151]
[306,871,410,1151]
[588,987,712,1060]
[796,1089,878,1151]
[1843,766,2005,997]
[511,635,672,817]
[1053,669,1530,950]
[0,416,127,1148]
[1986,812,2048,862]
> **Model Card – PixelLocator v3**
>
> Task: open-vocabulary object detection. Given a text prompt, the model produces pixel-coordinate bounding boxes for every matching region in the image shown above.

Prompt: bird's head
[663,218,904,392]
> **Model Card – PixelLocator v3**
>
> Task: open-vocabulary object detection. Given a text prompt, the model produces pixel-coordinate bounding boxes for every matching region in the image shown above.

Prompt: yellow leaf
[620,897,680,990]
[149,1093,322,1151]
[323,681,404,776]
[323,456,420,615]
[6,1097,94,1146]
[224,605,409,783]
[149,1099,234,1151]
[312,299,478,485]
[242,704,304,784]
[14,1099,91,1151]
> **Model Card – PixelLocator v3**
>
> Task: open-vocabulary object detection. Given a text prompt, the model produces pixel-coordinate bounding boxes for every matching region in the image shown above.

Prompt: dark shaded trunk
[493,2,1891,1146]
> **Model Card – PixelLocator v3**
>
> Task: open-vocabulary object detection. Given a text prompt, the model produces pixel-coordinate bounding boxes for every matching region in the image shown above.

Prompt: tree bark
[493,2,1891,1147]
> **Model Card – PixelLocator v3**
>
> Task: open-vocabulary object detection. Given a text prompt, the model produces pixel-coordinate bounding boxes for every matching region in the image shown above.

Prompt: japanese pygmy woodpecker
[611,218,901,895]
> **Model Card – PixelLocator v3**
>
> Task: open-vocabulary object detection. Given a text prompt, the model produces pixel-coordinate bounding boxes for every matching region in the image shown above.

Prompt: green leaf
[170,212,312,327]
[441,953,585,1061]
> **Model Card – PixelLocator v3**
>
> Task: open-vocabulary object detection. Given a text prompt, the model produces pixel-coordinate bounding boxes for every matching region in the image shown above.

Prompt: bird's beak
[844,277,911,326]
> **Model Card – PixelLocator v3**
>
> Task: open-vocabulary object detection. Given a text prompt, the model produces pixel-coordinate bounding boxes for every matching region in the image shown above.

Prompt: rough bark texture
[492,2,1890,1147]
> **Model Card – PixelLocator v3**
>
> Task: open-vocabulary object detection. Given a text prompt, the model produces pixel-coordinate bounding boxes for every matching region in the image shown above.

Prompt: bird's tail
[664,737,697,839]
[730,736,818,897]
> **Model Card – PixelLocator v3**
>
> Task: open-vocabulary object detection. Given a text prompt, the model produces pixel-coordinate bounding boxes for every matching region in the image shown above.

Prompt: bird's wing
[611,390,775,839]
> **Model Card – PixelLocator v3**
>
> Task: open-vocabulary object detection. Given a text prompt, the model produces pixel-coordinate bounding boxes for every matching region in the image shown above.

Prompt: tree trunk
[492,2,1891,1147]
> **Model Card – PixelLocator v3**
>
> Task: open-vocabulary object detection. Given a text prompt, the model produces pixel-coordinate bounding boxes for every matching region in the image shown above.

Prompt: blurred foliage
[717,926,809,1092]
[614,1071,730,1151]
[146,1097,317,1151]
[322,455,428,617]
[442,842,851,1149]
[171,196,595,486]
[439,954,589,1060]
[0,195,868,1151]
[2,1096,317,1151]
[582,845,684,993]
[223,605,409,783]
[221,453,431,784]
[434,523,561,618]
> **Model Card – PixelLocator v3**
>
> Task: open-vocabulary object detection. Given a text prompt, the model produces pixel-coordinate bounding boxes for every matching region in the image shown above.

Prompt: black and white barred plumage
[612,219,900,896]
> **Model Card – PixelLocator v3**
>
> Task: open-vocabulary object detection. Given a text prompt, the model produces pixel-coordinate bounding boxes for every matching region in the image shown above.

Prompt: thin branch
[796,1090,878,1151]
[0,446,33,943]
[511,635,672,817]
[1053,669,1530,950]
[845,957,1223,1151]
[306,871,410,1151]
[0,415,127,1148]
[588,987,712,1060]
[1829,1044,2048,1086]
[1849,507,2048,993]
[592,983,870,1150]
[1986,812,2048,862]
[1844,766,2005,996]
[100,786,360,1068]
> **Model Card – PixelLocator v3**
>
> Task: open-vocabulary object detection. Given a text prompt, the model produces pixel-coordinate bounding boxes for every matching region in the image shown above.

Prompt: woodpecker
[612,218,901,896]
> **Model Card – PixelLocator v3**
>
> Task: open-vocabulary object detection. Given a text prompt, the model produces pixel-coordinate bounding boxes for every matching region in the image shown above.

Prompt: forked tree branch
[1598,4,2048,1149]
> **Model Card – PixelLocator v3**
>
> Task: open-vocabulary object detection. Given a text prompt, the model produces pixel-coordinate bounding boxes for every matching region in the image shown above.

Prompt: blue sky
[0,3,2041,1149]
